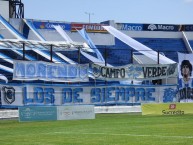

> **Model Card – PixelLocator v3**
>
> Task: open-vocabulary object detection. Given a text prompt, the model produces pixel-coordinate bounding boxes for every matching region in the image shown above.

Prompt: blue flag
[77,28,105,62]
[0,34,4,39]
[0,15,26,40]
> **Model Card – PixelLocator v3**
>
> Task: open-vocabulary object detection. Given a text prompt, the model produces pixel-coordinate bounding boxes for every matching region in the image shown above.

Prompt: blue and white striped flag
[0,34,4,39]
[77,28,105,62]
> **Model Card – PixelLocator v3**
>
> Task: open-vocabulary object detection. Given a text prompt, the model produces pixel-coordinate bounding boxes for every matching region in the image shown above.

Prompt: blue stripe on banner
[0,66,13,73]
[22,23,30,39]
[0,34,4,39]
[78,28,105,62]
[0,53,12,60]
[78,28,97,49]
[25,20,46,41]
[0,15,26,40]
[17,50,36,61]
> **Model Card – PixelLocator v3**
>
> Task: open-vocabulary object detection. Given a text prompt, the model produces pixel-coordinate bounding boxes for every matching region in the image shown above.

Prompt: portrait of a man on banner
[178,53,193,102]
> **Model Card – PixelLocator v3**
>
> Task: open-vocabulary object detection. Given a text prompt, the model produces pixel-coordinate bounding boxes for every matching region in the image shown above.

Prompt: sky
[22,0,193,24]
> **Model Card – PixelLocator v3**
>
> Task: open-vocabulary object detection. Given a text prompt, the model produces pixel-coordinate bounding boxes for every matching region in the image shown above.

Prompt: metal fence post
[23,42,25,60]
[78,47,81,64]
[157,50,160,64]
[131,49,133,64]
[50,44,53,62]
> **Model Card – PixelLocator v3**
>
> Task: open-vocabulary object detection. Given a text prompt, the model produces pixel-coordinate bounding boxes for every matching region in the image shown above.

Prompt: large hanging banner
[178,52,193,78]
[13,61,89,82]
[91,63,178,81]
[0,84,178,107]
[177,52,193,103]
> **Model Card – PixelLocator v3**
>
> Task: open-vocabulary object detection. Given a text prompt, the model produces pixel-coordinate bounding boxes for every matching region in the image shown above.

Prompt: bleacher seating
[189,40,193,50]
[25,50,50,62]
[96,47,131,66]
[114,38,188,62]
[0,49,23,60]
[1,16,193,84]
[60,51,94,64]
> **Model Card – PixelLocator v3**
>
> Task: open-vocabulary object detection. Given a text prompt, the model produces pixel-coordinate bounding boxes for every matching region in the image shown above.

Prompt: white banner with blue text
[13,61,89,82]
[91,63,178,81]
[0,84,178,107]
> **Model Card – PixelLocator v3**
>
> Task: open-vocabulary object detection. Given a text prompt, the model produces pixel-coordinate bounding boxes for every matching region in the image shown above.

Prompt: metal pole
[50,44,53,62]
[105,48,107,85]
[85,12,94,23]
[105,48,107,66]
[23,42,25,60]
[131,49,133,64]
[89,14,90,23]
[78,47,80,63]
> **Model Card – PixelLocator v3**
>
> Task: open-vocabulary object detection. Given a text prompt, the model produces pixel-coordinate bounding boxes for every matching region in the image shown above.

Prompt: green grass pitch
[0,113,193,145]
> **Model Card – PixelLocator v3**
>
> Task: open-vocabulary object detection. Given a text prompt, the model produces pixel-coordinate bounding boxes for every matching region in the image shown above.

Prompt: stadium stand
[1,0,193,109]
[1,16,192,81]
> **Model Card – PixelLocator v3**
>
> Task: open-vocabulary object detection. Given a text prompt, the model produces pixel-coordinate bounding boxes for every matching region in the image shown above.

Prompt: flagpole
[85,12,94,23]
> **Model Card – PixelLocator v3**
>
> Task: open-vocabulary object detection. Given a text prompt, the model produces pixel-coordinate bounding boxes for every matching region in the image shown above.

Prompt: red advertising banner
[71,23,107,33]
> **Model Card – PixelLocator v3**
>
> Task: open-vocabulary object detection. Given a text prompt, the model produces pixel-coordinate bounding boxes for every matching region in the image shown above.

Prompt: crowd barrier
[0,106,141,119]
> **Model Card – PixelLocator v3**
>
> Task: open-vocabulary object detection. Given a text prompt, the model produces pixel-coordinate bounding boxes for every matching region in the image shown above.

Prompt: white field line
[45,132,193,139]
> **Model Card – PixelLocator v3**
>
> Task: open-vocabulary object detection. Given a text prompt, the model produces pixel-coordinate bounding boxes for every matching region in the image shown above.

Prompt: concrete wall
[0,106,142,119]
[0,1,9,21]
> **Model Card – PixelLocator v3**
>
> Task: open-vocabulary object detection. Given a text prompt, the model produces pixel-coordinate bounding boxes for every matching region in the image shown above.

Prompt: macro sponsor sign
[91,63,177,81]
[143,24,179,31]
[116,23,143,31]
[31,20,71,30]
[13,61,89,82]
[141,103,193,115]
[179,25,193,31]
[0,84,178,107]
[71,23,107,33]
